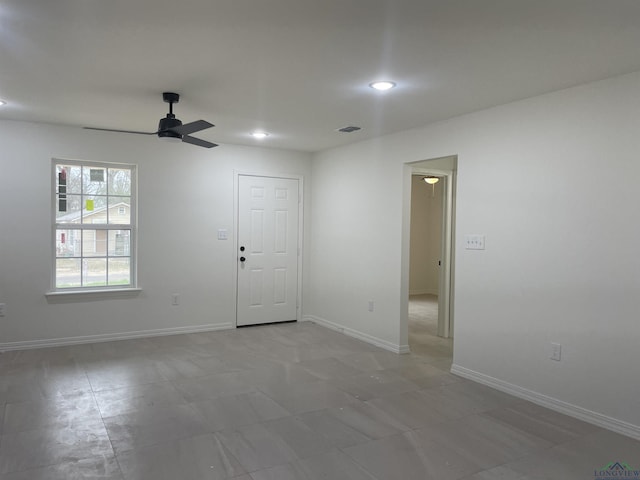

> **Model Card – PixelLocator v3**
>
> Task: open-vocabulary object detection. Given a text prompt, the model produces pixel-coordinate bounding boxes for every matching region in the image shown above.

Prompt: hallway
[409,294,452,367]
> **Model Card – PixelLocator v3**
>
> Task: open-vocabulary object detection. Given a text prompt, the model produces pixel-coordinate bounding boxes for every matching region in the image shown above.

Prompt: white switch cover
[217,229,228,240]
[550,343,562,361]
[465,234,485,250]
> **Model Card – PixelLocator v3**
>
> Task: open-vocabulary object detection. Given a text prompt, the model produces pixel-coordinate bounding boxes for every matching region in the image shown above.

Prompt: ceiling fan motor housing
[158,114,182,139]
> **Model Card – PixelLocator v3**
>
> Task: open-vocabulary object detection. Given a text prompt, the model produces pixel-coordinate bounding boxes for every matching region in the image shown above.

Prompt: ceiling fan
[84,92,218,148]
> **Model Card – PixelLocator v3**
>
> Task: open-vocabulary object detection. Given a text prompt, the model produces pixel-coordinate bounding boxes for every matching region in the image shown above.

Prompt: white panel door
[237,175,299,326]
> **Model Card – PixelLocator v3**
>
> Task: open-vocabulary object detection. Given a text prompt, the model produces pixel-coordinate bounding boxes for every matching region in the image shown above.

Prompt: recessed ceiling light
[369,81,396,91]
[251,131,269,139]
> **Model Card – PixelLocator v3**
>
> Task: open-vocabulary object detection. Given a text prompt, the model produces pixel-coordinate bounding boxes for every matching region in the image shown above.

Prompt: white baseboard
[451,364,640,441]
[0,323,234,352]
[303,315,410,354]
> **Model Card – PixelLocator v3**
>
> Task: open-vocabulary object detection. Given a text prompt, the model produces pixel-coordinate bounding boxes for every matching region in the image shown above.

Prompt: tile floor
[408,293,453,360]
[0,319,638,479]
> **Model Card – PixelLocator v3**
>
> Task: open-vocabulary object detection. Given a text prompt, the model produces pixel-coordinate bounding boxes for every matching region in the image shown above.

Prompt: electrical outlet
[368,301,374,312]
[550,343,562,361]
[0,303,5,317]
[171,294,180,306]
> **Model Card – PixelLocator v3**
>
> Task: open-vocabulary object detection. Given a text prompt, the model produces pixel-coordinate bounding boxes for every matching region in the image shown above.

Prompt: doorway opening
[402,156,456,365]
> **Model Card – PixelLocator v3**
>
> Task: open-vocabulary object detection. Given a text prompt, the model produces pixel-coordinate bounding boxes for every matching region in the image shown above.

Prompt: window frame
[50,158,137,293]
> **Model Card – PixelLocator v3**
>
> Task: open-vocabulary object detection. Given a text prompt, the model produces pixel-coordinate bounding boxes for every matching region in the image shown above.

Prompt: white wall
[409,176,442,295]
[0,120,312,347]
[307,71,640,436]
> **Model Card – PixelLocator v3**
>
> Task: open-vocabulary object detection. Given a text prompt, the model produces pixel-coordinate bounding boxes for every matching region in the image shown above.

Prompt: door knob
[240,256,246,262]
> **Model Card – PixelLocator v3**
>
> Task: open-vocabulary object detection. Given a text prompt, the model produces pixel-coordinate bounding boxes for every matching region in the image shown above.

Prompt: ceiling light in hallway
[369,81,396,91]
[423,176,439,185]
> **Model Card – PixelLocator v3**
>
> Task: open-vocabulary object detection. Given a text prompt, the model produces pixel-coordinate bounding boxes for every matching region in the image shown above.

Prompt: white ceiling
[2,0,640,152]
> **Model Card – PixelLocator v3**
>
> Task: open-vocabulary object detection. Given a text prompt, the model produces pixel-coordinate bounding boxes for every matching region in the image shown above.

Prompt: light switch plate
[465,234,485,250]
[217,229,228,240]
[550,343,562,361]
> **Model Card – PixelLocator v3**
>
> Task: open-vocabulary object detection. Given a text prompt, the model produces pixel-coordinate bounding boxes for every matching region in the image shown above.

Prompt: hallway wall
[409,176,443,295]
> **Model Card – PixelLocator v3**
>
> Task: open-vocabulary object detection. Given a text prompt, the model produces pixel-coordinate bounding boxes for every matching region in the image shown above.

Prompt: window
[53,160,136,290]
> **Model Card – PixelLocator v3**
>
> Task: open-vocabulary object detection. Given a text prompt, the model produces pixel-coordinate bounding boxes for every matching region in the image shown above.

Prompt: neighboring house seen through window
[53,160,136,290]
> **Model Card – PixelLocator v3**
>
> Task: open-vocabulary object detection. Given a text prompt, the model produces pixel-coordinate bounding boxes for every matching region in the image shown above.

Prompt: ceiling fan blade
[170,120,214,136]
[84,127,157,135]
[182,135,218,148]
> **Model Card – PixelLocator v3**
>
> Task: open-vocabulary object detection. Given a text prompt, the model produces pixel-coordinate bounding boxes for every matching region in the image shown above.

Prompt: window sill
[45,288,142,303]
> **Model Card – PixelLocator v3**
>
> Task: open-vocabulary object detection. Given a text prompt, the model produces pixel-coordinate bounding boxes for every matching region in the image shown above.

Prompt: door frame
[233,171,304,327]
[401,157,456,350]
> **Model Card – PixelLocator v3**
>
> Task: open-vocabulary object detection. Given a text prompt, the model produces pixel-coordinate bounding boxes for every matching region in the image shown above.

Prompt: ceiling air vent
[337,126,361,133]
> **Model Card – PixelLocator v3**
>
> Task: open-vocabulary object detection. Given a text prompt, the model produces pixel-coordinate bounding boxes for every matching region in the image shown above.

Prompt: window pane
[83,229,107,257]
[56,229,82,257]
[56,258,81,288]
[56,164,82,194]
[84,258,107,287]
[56,194,82,222]
[108,230,130,256]
[108,168,131,196]
[108,258,131,286]
[83,166,107,195]
[82,196,107,224]
[108,198,130,224]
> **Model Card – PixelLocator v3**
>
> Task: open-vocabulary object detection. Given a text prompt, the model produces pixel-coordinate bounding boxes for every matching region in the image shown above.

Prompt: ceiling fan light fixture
[158,123,182,142]
[251,131,269,139]
[369,81,396,91]
[159,135,181,143]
